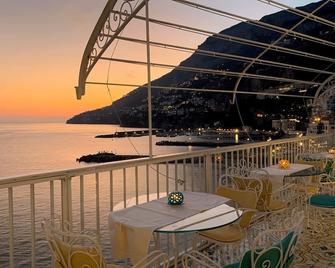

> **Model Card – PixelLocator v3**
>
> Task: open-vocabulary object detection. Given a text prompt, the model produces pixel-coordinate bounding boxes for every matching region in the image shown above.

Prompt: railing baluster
[80,175,85,231]
[198,156,202,189]
[166,162,169,195]
[246,148,250,167]
[191,157,194,191]
[95,173,100,237]
[288,142,291,162]
[135,167,139,205]
[175,160,178,191]
[146,165,150,202]
[123,169,127,207]
[293,142,296,160]
[50,181,55,224]
[30,184,36,267]
[213,154,217,190]
[61,177,72,230]
[110,171,114,211]
[205,154,213,193]
[224,152,228,177]
[230,151,234,169]
[8,187,14,268]
[251,147,254,167]
[156,164,160,199]
[183,159,186,191]
[218,154,222,181]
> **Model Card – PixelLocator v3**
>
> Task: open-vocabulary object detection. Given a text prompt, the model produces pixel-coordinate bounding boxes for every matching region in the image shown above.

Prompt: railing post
[205,154,213,193]
[61,176,72,229]
[268,145,273,166]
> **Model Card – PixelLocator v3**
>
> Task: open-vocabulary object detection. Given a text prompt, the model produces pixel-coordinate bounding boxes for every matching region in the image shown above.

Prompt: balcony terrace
[1,133,335,267]
[2,0,335,267]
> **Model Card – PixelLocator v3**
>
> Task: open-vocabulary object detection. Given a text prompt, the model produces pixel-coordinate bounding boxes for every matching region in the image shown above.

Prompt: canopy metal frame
[75,0,335,156]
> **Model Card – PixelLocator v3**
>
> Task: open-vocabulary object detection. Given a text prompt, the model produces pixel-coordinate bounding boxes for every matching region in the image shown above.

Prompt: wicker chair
[192,186,259,265]
[183,211,304,268]
[41,219,169,268]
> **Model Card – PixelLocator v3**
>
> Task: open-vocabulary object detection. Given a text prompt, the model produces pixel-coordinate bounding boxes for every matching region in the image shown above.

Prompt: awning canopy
[76,0,335,106]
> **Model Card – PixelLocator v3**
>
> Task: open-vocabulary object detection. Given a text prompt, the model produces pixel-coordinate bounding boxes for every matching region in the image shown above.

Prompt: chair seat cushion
[298,185,318,195]
[54,236,108,268]
[306,186,319,195]
[309,194,335,208]
[223,262,239,268]
[199,224,244,243]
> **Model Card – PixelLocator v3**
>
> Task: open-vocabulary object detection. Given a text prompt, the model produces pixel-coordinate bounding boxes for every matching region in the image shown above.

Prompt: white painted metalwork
[132,14,335,63]
[8,187,14,268]
[187,209,305,267]
[96,56,321,85]
[232,0,331,103]
[41,219,170,267]
[76,0,147,99]
[76,0,335,154]
[313,74,335,116]
[30,184,36,267]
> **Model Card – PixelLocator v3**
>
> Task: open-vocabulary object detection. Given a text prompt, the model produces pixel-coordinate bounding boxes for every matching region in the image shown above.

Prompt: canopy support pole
[145,0,153,158]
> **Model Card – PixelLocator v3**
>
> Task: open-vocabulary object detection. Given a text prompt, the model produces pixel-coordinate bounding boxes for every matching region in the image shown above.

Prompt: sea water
[0,122,204,267]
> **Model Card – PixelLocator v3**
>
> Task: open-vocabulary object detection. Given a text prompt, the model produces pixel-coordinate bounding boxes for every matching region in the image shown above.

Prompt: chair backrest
[229,171,273,212]
[41,220,105,268]
[226,159,257,178]
[324,159,334,175]
[240,211,304,268]
[216,186,258,229]
[257,177,274,211]
[216,186,258,209]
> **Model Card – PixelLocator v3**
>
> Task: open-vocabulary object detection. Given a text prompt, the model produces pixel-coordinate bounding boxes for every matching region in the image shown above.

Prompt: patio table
[108,191,241,266]
[299,152,335,161]
[261,163,314,190]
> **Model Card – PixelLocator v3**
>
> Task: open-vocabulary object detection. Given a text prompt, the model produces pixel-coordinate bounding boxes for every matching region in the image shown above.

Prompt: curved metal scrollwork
[76,0,146,99]
[88,0,136,72]
[313,75,335,116]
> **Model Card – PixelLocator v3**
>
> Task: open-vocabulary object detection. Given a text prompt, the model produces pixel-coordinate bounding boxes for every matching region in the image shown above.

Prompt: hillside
[67,0,335,129]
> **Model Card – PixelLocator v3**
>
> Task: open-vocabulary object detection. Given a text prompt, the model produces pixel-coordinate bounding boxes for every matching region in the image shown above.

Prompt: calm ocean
[0,122,198,178]
[0,122,204,267]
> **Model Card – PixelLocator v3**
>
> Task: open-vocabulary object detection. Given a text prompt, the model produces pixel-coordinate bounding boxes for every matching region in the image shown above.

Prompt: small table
[261,163,314,190]
[299,152,335,161]
[109,192,241,266]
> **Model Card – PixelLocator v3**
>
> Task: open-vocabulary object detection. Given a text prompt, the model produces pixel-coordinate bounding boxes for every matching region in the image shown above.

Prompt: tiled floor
[293,207,335,268]
[294,225,335,267]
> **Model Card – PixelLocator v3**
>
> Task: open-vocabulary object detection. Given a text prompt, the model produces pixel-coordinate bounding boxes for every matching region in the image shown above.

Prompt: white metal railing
[0,133,333,267]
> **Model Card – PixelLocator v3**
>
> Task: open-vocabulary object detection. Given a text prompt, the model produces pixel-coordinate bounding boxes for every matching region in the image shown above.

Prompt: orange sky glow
[0,0,313,121]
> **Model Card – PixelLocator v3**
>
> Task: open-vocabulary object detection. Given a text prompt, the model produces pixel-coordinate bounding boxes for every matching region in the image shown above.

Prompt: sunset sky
[0,0,314,122]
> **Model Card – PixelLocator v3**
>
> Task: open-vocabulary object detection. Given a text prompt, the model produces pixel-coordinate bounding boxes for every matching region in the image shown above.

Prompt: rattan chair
[192,186,259,264]
[42,219,169,268]
[183,211,304,268]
